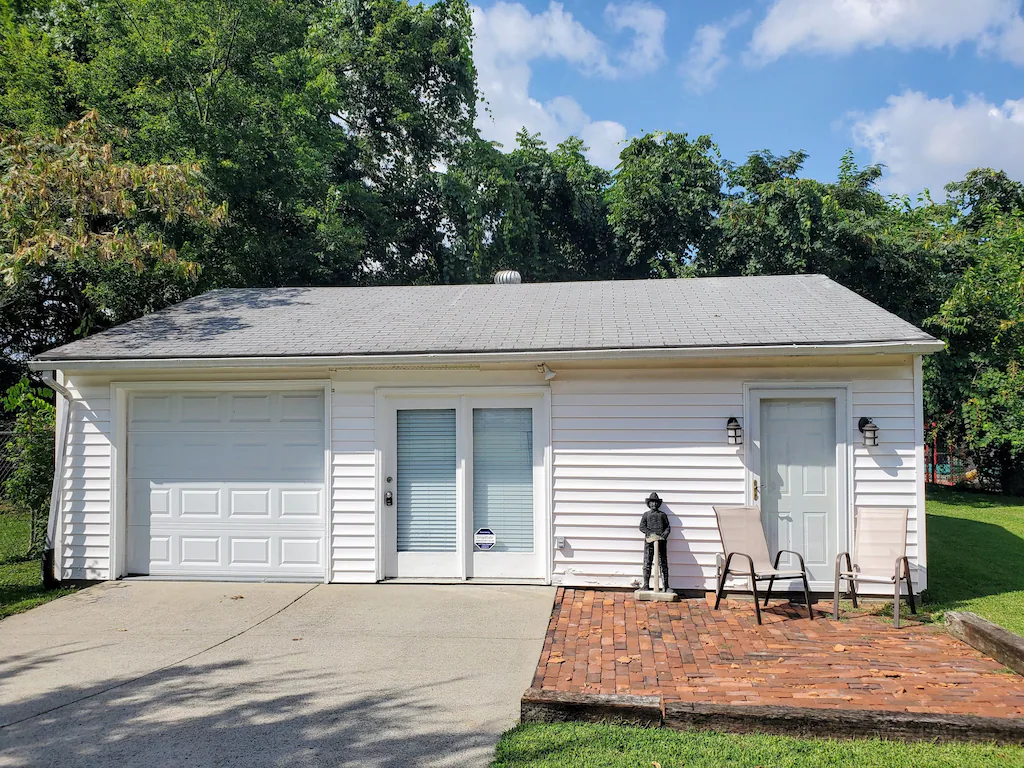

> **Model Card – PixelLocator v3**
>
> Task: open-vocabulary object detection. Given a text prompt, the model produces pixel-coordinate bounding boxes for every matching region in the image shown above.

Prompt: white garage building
[32,275,943,592]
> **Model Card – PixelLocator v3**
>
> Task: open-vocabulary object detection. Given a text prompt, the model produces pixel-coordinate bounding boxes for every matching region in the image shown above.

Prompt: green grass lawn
[495,487,1024,767]
[0,507,76,620]
[493,723,1024,768]
[923,486,1024,635]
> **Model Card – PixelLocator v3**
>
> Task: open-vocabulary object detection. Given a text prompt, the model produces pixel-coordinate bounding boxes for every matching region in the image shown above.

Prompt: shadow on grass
[925,485,1024,610]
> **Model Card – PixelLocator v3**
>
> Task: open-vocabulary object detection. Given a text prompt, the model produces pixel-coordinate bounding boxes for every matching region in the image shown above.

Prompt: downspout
[39,370,71,589]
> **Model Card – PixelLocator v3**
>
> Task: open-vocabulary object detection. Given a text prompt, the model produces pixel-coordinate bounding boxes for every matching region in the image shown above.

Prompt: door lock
[384,491,393,506]
[753,479,759,501]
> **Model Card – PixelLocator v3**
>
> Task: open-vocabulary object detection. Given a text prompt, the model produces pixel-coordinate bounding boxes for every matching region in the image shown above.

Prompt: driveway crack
[0,584,320,730]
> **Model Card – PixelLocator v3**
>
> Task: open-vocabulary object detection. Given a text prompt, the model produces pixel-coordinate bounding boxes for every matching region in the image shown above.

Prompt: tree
[1,110,224,281]
[0,111,224,386]
[945,168,1024,232]
[607,132,723,278]
[445,132,625,283]
[1,379,54,555]
[0,0,479,288]
[929,209,1024,494]
[706,150,961,326]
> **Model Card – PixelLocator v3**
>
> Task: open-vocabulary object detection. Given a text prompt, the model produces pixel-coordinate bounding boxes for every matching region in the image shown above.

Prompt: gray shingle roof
[35,275,938,362]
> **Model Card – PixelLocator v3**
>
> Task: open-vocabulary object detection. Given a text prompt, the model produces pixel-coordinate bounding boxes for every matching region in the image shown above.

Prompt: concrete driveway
[0,582,555,768]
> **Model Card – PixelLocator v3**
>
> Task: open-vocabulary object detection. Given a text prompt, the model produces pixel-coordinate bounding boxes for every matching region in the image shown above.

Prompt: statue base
[634,588,680,602]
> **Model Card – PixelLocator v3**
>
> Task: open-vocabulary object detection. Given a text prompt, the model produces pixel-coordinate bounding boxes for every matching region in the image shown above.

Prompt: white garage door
[126,389,326,580]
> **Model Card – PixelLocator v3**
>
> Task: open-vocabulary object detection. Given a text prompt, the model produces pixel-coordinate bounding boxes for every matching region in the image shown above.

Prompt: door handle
[384,491,393,507]
[753,479,759,501]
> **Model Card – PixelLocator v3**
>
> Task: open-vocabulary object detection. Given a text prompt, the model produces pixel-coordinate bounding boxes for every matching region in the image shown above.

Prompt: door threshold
[381,577,549,586]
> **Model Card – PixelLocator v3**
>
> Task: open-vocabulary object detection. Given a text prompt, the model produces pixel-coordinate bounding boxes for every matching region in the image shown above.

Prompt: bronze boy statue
[639,491,670,592]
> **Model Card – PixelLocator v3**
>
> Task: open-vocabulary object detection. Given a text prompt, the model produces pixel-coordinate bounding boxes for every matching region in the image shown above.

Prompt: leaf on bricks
[547,654,566,664]
[616,654,641,664]
[832,644,846,652]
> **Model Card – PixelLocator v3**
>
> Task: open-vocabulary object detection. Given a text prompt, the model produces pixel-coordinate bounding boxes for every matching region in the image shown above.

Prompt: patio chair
[712,505,813,625]
[833,507,916,628]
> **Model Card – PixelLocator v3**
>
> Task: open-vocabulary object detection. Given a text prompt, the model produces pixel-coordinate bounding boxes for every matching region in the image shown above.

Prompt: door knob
[753,479,759,501]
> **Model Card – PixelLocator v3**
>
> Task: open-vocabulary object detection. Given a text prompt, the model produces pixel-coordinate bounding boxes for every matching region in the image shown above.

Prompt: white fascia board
[29,339,946,373]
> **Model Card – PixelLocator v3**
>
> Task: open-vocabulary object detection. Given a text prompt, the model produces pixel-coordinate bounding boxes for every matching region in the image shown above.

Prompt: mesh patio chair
[833,507,916,628]
[712,505,813,625]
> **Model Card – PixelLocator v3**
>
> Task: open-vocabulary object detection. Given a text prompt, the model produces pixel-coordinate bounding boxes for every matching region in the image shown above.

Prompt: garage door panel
[180,489,221,517]
[281,489,322,518]
[129,392,326,432]
[128,431,324,482]
[126,389,326,580]
[230,537,271,566]
[229,489,272,518]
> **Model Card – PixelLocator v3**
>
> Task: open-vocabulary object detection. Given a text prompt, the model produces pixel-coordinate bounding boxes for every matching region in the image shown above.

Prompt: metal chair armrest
[776,549,807,573]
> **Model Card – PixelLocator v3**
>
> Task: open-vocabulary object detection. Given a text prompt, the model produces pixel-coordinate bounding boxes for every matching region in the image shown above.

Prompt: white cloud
[850,90,1024,196]
[747,0,1024,65]
[605,2,668,75]
[471,2,663,169]
[681,12,750,94]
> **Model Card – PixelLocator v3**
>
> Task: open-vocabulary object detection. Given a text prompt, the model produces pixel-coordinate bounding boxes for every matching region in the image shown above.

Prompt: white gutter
[39,370,71,587]
[29,339,945,372]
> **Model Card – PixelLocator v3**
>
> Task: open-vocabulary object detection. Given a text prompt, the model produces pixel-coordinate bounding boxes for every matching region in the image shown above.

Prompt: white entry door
[754,394,845,585]
[382,392,547,581]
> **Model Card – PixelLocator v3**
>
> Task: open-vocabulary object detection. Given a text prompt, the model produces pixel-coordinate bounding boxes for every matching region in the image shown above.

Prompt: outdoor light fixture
[537,363,557,381]
[859,417,879,447]
[727,417,743,445]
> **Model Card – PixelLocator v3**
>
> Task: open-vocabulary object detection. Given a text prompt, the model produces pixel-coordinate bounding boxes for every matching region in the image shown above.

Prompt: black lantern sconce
[727,417,743,445]
[858,417,879,447]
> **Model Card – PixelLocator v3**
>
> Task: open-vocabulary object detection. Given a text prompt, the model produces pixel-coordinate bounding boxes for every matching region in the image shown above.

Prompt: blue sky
[469,0,1024,197]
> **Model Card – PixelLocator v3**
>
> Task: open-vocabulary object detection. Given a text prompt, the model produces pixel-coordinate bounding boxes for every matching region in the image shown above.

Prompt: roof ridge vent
[493,270,522,284]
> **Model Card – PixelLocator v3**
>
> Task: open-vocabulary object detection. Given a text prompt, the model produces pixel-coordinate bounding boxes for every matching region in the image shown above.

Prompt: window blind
[473,408,534,553]
[397,409,457,553]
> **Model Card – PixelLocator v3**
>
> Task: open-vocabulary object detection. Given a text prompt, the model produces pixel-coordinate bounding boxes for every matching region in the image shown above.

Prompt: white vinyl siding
[330,388,377,583]
[852,376,921,571]
[551,380,746,590]
[59,379,113,580]
[551,363,923,593]
[472,408,534,553]
[52,358,925,589]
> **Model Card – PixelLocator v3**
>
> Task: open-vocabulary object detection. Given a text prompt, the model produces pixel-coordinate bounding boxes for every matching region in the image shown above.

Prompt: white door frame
[374,386,552,582]
[743,383,852,591]
[109,379,332,582]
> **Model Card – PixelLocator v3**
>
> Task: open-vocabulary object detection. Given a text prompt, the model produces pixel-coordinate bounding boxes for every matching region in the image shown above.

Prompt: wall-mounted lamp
[727,417,743,445]
[858,417,879,447]
[537,363,557,381]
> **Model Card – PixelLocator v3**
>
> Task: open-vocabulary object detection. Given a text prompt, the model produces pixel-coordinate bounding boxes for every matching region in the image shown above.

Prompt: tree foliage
[929,209,1024,493]
[607,132,722,278]
[1,379,54,555]
[1,110,224,282]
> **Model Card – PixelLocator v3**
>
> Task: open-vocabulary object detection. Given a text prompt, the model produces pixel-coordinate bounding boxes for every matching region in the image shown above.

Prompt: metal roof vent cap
[493,270,522,284]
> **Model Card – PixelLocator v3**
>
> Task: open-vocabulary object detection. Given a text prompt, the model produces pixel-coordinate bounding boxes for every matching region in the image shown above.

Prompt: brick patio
[532,589,1024,719]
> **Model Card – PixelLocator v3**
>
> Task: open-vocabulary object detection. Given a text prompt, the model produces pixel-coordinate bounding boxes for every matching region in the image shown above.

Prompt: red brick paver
[533,589,1024,718]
